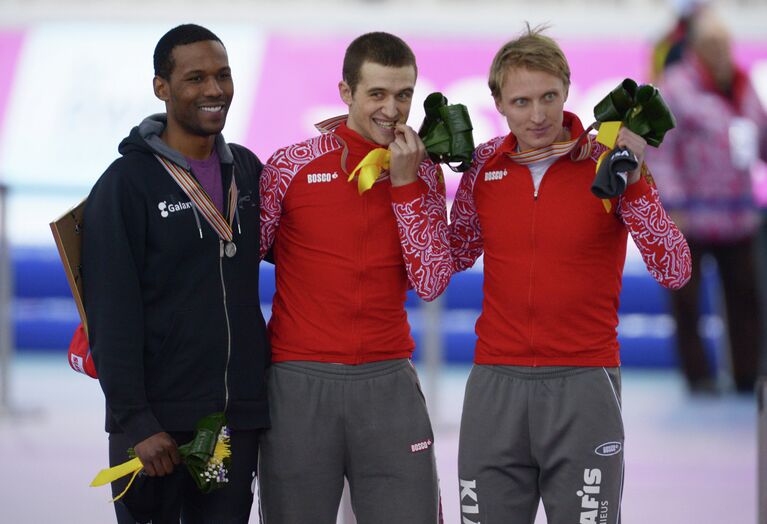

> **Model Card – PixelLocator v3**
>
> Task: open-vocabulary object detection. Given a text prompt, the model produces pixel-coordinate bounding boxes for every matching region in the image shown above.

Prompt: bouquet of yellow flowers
[90,412,231,501]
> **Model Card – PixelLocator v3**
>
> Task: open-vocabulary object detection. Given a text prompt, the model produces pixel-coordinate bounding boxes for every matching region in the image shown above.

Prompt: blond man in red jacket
[450,26,691,524]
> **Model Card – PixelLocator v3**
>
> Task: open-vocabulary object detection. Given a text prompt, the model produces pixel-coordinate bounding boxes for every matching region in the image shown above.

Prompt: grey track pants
[258,359,442,524]
[458,365,624,524]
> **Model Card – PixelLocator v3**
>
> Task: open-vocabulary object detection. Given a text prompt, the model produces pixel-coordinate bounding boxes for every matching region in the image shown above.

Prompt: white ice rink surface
[0,355,757,523]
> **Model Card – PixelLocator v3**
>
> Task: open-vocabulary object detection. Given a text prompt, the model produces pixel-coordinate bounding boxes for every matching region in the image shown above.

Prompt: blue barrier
[11,247,722,368]
[13,246,71,299]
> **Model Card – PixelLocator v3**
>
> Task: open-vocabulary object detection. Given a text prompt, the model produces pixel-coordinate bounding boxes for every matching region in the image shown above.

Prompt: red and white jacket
[450,112,692,367]
[261,117,451,364]
[648,54,767,243]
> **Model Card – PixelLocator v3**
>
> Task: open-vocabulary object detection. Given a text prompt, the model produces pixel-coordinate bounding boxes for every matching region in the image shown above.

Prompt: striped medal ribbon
[506,129,592,165]
[155,154,239,257]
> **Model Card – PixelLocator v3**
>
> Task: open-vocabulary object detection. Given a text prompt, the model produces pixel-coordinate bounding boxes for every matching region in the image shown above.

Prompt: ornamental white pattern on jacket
[391,161,452,301]
[449,136,506,272]
[450,134,691,289]
[260,131,452,301]
[618,187,692,289]
[259,134,340,259]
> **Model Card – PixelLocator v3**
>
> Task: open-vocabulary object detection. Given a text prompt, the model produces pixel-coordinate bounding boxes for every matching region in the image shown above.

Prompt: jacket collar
[315,115,385,175]
[138,113,234,169]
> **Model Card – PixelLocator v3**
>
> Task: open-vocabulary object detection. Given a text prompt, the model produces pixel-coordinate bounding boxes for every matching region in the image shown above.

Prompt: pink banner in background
[559,38,650,90]
[244,35,345,160]
[0,30,24,150]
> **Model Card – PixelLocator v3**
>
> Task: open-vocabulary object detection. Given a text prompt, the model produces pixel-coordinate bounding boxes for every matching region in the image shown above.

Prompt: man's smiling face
[340,61,416,146]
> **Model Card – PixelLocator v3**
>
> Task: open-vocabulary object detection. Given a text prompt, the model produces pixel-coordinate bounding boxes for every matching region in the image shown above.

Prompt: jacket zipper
[219,239,232,412]
[358,190,368,362]
[528,175,545,361]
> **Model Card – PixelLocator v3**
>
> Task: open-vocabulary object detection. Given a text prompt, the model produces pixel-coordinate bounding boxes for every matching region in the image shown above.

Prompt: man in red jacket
[257,32,450,522]
[450,26,691,523]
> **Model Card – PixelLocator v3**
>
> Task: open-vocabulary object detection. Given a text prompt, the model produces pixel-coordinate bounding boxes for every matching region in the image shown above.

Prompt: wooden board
[49,197,87,332]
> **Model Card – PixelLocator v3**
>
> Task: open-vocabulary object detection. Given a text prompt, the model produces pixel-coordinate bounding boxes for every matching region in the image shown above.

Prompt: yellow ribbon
[595,121,623,213]
[348,148,390,194]
[596,120,622,149]
[90,456,143,502]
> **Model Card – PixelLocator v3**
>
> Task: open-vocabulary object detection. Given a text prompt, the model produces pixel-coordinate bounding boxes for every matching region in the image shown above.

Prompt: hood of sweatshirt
[117,113,234,168]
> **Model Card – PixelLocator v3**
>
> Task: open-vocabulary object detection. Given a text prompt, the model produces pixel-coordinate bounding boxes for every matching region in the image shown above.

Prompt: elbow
[658,268,691,290]
[418,292,438,303]
[672,271,692,290]
[415,286,444,303]
[413,275,451,303]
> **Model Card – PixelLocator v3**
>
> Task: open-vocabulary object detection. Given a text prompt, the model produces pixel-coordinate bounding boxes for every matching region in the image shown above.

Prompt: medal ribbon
[155,155,238,241]
[506,133,591,166]
[348,148,391,195]
[505,133,615,212]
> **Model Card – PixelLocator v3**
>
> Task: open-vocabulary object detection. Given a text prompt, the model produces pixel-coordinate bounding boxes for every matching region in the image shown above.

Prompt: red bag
[68,322,97,378]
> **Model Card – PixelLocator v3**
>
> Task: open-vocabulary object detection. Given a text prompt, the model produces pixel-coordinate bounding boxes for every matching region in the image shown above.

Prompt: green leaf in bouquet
[177,412,231,493]
[418,92,475,172]
[593,78,676,148]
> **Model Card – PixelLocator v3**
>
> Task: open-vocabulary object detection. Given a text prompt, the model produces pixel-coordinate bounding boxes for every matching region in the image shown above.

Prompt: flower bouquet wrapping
[90,412,231,501]
[347,91,476,194]
[417,92,475,172]
[178,412,231,493]
[590,78,676,201]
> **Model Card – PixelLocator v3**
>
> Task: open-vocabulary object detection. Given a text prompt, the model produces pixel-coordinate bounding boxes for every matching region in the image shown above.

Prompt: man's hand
[615,127,647,185]
[388,124,426,187]
[133,432,181,477]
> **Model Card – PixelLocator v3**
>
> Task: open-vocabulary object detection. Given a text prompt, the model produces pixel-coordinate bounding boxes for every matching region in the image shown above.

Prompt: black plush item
[591,147,639,199]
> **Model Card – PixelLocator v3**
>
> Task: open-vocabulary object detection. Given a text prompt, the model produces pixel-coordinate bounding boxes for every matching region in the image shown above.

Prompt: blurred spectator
[650,7,767,394]
[650,0,708,82]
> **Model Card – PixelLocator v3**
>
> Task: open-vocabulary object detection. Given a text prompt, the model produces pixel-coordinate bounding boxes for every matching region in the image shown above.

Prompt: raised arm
[391,161,452,301]
[618,171,692,289]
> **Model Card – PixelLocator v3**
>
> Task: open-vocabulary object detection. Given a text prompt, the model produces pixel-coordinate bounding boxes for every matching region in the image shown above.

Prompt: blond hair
[488,23,570,100]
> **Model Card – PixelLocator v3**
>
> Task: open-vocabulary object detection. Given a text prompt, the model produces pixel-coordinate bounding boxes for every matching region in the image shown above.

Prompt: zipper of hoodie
[219,164,240,413]
[218,164,237,414]
[219,238,232,412]
[191,205,203,238]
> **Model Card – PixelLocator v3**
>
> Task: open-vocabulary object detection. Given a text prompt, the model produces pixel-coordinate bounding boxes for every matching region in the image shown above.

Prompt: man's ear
[338,80,353,106]
[494,97,504,116]
[153,76,169,102]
